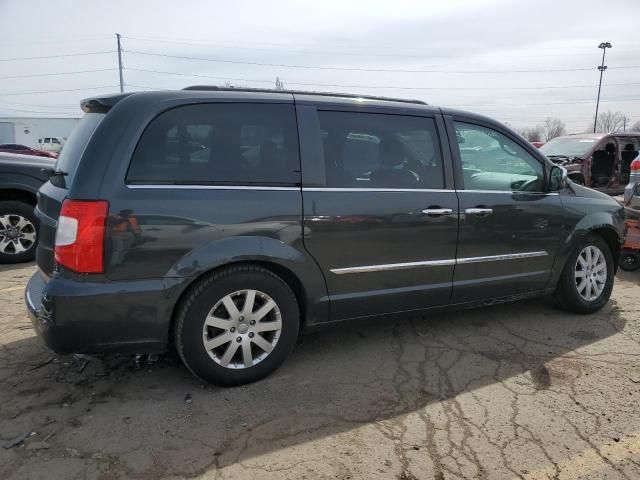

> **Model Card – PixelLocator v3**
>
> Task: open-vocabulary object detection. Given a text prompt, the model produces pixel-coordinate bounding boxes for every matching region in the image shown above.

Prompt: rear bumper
[25,270,174,354]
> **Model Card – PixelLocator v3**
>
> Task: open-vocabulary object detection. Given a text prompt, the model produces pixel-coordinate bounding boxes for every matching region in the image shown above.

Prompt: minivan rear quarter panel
[66,92,330,334]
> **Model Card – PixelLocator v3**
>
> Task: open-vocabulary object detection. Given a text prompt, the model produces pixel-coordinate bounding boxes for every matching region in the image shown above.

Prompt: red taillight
[55,200,108,273]
[631,158,640,173]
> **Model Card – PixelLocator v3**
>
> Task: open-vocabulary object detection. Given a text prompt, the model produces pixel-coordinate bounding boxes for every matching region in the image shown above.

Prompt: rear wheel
[0,201,38,264]
[174,265,299,386]
[554,234,614,313]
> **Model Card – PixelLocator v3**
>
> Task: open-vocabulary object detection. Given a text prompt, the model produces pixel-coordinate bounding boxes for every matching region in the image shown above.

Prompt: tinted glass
[55,113,105,187]
[454,122,544,192]
[318,111,444,189]
[127,103,300,185]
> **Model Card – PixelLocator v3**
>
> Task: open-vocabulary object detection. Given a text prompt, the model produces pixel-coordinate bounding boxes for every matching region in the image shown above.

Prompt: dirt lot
[1,263,639,480]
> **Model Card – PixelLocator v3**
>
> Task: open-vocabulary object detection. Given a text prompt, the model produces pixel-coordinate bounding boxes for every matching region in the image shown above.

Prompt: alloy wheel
[574,245,607,301]
[0,214,37,255]
[202,289,282,369]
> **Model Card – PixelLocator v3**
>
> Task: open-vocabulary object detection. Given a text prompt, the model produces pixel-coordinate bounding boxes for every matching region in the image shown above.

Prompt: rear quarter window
[126,103,300,186]
[54,113,104,187]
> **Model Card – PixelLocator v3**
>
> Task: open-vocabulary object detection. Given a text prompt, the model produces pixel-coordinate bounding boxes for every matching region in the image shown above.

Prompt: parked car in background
[26,87,624,386]
[530,141,545,149]
[0,143,57,158]
[0,152,54,263]
[539,133,640,194]
[37,136,65,154]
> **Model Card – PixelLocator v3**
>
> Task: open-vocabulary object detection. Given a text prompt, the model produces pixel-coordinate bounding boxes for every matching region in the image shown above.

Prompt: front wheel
[174,265,300,386]
[554,234,615,314]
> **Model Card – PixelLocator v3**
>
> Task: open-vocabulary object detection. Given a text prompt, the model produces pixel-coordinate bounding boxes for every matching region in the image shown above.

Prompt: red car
[0,144,57,158]
[530,141,545,149]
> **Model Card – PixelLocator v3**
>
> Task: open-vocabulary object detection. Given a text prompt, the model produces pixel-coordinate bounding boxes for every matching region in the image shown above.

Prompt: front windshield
[539,137,599,158]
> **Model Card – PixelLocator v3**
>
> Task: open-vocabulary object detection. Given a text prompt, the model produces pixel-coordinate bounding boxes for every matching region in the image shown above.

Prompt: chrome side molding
[331,259,457,274]
[331,251,548,274]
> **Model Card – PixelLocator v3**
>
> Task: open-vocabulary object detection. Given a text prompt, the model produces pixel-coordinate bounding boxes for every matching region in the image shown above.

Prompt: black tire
[0,201,39,264]
[554,234,615,314]
[174,265,300,386]
[619,252,640,272]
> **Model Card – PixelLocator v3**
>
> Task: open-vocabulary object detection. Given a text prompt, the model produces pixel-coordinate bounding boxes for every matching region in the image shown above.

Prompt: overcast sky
[1,0,639,132]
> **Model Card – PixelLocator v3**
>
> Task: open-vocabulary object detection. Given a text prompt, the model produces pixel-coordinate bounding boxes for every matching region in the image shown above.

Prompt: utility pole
[593,42,612,133]
[116,33,124,93]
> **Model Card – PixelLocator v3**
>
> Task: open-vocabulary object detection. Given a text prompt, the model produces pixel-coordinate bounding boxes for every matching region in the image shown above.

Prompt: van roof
[80,87,427,113]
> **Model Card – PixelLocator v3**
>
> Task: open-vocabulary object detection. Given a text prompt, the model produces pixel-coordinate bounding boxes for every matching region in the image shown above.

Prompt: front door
[300,107,459,320]
[448,118,564,303]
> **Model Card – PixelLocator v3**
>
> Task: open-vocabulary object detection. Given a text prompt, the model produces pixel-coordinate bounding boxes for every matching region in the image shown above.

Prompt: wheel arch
[0,187,38,205]
[168,260,307,346]
[548,214,624,290]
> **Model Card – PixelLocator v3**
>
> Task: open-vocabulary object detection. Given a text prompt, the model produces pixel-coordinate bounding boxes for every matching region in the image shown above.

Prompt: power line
[120,34,634,59]
[0,51,115,62]
[125,67,640,91]
[125,50,640,74]
[120,33,640,54]
[0,85,120,96]
[0,68,117,81]
[0,35,112,48]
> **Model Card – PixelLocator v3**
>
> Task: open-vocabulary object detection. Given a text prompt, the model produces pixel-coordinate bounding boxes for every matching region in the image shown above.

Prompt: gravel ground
[1,262,639,480]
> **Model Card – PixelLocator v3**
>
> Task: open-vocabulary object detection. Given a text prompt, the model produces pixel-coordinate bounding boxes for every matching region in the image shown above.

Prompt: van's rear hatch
[36,113,105,276]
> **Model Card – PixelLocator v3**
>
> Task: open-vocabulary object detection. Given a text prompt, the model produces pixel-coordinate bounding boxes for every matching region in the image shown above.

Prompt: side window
[127,103,300,185]
[43,138,50,144]
[454,122,544,192]
[51,138,60,144]
[318,111,444,189]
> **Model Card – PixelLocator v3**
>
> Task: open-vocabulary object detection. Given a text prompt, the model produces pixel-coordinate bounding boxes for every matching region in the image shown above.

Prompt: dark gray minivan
[26,87,625,386]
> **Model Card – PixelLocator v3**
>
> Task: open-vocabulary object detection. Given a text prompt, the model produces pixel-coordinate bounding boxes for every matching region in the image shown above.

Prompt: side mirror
[549,165,568,191]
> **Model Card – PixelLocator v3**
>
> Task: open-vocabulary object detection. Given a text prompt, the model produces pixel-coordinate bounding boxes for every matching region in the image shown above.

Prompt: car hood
[0,152,56,168]
[569,181,619,203]
[547,156,583,166]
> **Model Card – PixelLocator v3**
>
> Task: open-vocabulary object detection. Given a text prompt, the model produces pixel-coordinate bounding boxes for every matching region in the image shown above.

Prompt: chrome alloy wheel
[0,214,36,255]
[202,289,282,369]
[575,245,607,301]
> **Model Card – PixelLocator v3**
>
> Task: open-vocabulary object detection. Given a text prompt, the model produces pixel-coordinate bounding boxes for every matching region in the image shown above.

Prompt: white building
[0,117,80,148]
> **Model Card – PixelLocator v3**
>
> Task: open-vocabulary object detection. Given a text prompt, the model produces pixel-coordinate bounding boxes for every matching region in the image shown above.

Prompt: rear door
[446,116,564,303]
[298,103,458,320]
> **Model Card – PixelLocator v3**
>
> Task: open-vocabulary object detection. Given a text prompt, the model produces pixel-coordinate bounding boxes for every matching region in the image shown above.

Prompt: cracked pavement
[1,263,639,479]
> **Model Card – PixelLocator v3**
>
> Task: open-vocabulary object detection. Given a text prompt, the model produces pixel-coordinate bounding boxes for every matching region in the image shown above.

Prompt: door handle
[465,208,493,215]
[422,208,453,216]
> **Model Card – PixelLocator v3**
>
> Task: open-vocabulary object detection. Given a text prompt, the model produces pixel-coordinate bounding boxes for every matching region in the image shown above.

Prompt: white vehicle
[37,136,65,153]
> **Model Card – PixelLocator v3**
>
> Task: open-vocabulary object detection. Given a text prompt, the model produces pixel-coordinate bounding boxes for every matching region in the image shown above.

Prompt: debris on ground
[26,441,50,451]
[29,357,54,371]
[184,393,193,404]
[3,431,34,449]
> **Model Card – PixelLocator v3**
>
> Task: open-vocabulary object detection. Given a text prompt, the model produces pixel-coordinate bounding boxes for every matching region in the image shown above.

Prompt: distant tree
[275,77,285,90]
[596,111,626,133]
[543,117,566,141]
[631,120,640,132]
[516,126,544,142]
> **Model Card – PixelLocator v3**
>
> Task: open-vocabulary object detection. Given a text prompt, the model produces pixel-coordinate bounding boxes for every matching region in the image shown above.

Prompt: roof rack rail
[182,85,427,105]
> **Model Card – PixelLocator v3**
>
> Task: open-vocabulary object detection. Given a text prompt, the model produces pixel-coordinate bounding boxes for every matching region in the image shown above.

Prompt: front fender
[165,236,329,327]
[548,202,624,289]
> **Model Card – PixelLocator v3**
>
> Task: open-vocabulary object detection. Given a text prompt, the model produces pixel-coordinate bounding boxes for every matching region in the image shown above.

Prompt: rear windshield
[54,113,104,187]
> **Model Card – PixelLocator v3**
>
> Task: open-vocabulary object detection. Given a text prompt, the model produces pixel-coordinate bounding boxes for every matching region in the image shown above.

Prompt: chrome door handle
[422,208,453,216]
[465,208,493,215]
